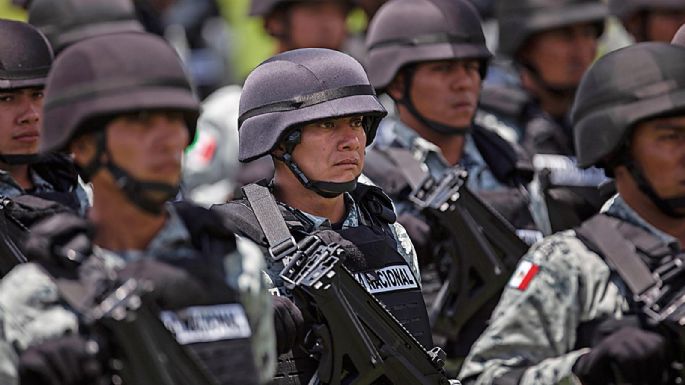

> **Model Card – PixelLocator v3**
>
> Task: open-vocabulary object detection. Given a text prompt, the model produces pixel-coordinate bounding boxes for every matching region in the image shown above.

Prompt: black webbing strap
[368,32,485,51]
[242,184,297,261]
[576,214,657,298]
[382,148,429,191]
[238,85,376,128]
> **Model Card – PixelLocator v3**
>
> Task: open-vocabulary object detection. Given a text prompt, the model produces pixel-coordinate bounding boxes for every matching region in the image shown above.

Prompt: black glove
[313,230,367,271]
[19,335,103,385]
[272,295,305,355]
[117,259,212,310]
[572,326,669,385]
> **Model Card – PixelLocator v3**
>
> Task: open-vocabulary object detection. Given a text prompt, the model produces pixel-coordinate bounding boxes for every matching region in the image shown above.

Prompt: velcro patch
[354,264,419,294]
[161,304,252,345]
[508,260,540,291]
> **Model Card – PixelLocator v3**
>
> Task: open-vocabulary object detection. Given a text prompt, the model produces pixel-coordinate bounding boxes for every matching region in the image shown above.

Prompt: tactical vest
[213,182,433,385]
[574,213,685,384]
[41,203,260,385]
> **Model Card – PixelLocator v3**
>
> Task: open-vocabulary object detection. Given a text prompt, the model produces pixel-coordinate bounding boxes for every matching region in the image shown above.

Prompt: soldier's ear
[387,72,406,101]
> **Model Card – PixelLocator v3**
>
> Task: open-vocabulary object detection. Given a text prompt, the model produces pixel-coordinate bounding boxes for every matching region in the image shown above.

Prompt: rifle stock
[280,236,452,385]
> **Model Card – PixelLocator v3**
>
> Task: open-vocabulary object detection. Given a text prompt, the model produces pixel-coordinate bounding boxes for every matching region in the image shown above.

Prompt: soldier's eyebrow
[653,122,685,131]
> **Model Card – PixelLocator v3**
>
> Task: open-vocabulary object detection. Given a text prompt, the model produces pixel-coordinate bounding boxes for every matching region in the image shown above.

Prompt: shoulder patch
[507,260,540,291]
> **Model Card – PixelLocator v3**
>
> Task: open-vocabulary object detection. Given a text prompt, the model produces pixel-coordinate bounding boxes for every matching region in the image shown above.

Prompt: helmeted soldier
[211,47,438,384]
[27,0,144,54]
[183,0,356,206]
[483,0,611,235]
[0,19,88,212]
[609,0,685,43]
[361,0,538,371]
[0,32,276,385]
[460,42,685,385]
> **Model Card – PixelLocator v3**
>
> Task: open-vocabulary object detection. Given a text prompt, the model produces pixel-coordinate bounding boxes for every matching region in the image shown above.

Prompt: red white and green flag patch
[508,260,540,291]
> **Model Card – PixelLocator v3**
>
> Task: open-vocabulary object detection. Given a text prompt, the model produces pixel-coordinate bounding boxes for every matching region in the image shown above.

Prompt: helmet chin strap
[519,61,578,99]
[79,131,179,215]
[398,67,471,137]
[0,153,41,165]
[276,129,358,199]
[626,158,685,218]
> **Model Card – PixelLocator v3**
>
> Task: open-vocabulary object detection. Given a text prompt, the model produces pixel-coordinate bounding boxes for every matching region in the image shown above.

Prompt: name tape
[354,264,419,294]
[161,304,252,345]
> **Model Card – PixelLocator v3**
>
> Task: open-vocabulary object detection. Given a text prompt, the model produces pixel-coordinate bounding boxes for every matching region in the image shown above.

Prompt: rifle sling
[576,214,658,298]
[242,183,296,261]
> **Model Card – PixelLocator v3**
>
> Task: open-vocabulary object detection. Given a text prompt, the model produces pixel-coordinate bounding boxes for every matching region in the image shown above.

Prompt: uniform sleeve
[0,263,80,384]
[459,232,608,385]
[389,221,421,287]
[229,236,277,385]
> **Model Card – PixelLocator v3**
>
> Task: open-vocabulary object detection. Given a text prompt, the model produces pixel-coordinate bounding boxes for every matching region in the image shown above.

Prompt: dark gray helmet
[249,0,351,16]
[41,32,199,153]
[609,0,685,19]
[572,42,685,169]
[496,0,607,58]
[366,0,491,90]
[238,48,386,162]
[239,48,386,197]
[0,19,53,91]
[28,0,144,54]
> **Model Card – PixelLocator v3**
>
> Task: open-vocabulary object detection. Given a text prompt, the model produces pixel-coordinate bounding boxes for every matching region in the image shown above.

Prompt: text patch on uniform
[354,264,419,294]
[161,304,252,345]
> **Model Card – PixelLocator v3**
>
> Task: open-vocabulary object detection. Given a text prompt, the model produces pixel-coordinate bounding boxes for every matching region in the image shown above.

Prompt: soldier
[361,0,538,371]
[484,0,611,235]
[0,32,275,385]
[211,47,438,384]
[460,42,685,385]
[0,20,88,212]
[610,0,685,43]
[183,0,357,206]
[27,0,145,54]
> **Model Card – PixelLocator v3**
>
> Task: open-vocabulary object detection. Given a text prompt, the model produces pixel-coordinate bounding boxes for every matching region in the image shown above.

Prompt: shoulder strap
[576,214,657,298]
[241,183,297,261]
[173,201,237,256]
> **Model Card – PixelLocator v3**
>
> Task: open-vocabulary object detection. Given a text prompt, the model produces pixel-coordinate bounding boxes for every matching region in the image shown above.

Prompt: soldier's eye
[0,95,14,103]
[319,121,336,129]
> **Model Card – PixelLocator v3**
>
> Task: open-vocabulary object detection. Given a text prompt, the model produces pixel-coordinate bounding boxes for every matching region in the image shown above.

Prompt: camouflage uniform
[458,194,667,385]
[0,203,276,385]
[0,168,90,214]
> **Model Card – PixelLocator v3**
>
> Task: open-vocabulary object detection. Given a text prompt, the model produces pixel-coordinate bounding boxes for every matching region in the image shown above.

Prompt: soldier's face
[289,115,366,183]
[645,9,685,42]
[0,88,43,157]
[103,111,189,186]
[520,23,599,88]
[629,116,685,202]
[406,59,482,128]
[285,2,348,50]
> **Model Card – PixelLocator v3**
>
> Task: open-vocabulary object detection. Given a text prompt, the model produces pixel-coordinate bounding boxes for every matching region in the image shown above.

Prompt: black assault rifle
[280,235,452,385]
[409,168,529,343]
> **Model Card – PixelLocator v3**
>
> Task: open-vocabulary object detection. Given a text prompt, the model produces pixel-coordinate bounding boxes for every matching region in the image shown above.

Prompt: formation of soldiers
[1,0,685,384]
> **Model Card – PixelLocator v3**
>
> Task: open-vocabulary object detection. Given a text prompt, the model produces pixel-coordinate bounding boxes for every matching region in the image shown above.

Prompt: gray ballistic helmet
[0,19,53,91]
[366,0,491,90]
[42,32,200,215]
[249,0,351,16]
[496,0,607,58]
[239,48,386,197]
[609,0,685,19]
[28,0,144,54]
[572,43,685,217]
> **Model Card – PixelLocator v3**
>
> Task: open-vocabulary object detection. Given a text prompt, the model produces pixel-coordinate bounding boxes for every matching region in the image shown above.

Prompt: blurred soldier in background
[0,31,276,385]
[461,41,685,385]
[610,0,685,43]
[0,19,88,212]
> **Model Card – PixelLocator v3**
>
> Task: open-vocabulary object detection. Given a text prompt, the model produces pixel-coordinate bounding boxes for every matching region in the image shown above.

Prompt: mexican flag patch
[508,260,540,291]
